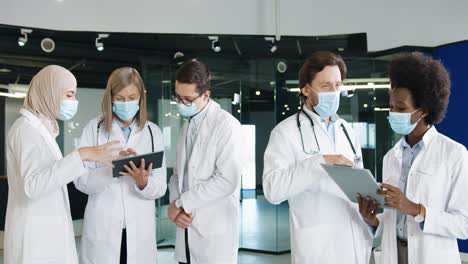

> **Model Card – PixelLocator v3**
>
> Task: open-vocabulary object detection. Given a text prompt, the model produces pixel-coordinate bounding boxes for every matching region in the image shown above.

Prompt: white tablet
[321,164,384,206]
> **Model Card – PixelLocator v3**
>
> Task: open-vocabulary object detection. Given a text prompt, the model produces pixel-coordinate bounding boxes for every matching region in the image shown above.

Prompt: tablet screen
[112,151,164,177]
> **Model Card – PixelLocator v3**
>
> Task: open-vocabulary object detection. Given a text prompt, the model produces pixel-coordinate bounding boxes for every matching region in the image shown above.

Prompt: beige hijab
[23,65,77,137]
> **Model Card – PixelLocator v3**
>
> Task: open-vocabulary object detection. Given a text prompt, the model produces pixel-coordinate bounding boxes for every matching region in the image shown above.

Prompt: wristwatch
[414,204,425,223]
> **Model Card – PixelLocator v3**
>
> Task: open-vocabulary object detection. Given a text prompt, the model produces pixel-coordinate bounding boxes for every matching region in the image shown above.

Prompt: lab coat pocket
[194,199,235,237]
[413,167,443,206]
[26,216,66,261]
[294,225,338,262]
[415,168,432,194]
[372,247,383,264]
[289,191,322,229]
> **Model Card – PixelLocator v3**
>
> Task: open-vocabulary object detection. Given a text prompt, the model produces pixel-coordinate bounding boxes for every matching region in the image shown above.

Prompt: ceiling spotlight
[265,37,278,53]
[174,51,185,65]
[208,36,221,52]
[18,29,33,47]
[95,33,109,51]
[41,38,55,53]
[277,61,287,73]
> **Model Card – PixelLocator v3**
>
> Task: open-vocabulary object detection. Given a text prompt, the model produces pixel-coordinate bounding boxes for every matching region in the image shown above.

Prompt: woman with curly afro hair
[357,53,468,264]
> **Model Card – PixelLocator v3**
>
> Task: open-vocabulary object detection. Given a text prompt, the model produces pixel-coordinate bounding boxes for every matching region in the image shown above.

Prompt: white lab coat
[74,117,167,264]
[4,109,88,264]
[263,110,373,264]
[373,127,468,264]
[168,101,242,264]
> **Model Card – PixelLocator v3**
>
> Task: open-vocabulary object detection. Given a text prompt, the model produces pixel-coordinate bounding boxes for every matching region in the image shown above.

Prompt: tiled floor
[157,248,291,264]
[1,196,467,264]
[0,244,292,264]
[157,196,290,252]
[1,247,467,264]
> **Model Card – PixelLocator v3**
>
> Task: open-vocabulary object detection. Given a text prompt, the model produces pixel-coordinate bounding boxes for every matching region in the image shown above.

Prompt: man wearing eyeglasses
[167,60,243,264]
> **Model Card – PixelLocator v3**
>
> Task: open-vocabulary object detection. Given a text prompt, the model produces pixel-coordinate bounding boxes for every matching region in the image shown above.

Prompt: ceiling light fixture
[18,29,33,47]
[208,36,221,52]
[265,37,278,53]
[95,33,109,51]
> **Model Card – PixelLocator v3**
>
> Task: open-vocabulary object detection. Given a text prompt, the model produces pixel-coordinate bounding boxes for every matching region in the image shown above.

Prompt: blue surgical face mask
[387,109,422,135]
[59,100,79,121]
[112,100,140,122]
[311,90,341,119]
[176,103,199,118]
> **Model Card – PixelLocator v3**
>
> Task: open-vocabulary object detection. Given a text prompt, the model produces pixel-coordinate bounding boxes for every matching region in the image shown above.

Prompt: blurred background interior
[0,1,467,262]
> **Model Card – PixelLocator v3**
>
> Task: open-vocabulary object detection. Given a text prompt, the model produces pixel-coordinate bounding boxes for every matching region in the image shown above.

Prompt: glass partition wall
[139,56,396,253]
[0,27,426,255]
[1,50,396,254]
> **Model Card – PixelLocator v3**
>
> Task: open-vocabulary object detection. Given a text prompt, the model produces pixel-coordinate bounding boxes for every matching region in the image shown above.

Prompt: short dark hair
[299,51,347,89]
[176,60,211,93]
[389,52,451,125]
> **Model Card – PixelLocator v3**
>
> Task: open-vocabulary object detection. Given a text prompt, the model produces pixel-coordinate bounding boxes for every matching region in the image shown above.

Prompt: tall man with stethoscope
[263,51,373,264]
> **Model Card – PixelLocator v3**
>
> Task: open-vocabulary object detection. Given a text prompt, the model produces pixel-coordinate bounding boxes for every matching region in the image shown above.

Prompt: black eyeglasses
[172,94,203,106]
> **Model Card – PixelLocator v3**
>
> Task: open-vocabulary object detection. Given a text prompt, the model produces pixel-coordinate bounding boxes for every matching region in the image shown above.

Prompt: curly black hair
[389,52,451,125]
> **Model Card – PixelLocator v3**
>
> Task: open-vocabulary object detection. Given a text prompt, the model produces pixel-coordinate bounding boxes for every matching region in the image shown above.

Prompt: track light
[208,36,221,52]
[265,37,277,53]
[174,51,185,65]
[18,29,32,47]
[95,34,109,51]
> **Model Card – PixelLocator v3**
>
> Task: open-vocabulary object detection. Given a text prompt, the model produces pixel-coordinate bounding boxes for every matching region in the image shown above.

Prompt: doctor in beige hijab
[4,65,123,264]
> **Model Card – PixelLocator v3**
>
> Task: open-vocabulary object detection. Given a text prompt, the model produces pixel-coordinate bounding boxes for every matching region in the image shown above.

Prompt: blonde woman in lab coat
[4,65,123,264]
[75,67,167,264]
[359,53,468,264]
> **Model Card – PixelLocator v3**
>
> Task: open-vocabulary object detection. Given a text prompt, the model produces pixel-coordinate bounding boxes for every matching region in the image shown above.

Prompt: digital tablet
[321,164,384,206]
[112,151,164,177]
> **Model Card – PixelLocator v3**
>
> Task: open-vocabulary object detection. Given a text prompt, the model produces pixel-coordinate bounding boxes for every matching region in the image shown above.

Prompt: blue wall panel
[433,42,468,253]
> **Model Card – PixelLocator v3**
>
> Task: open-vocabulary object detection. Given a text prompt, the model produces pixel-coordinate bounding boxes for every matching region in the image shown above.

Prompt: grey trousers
[397,239,408,264]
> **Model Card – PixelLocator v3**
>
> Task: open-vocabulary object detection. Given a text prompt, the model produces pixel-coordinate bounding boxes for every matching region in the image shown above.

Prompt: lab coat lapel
[187,101,217,169]
[177,121,189,193]
[20,109,62,159]
[298,113,320,154]
[386,143,403,187]
[126,122,145,150]
[334,119,349,156]
[20,109,71,211]
[299,110,334,154]
[405,129,438,201]
[109,120,127,145]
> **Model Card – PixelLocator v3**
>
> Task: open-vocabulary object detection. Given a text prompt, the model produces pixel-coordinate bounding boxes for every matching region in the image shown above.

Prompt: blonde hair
[102,67,147,132]
[23,65,77,121]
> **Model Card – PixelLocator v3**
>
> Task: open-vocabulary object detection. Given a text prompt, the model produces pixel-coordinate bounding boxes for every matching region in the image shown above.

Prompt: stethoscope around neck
[296,104,362,164]
[95,119,154,152]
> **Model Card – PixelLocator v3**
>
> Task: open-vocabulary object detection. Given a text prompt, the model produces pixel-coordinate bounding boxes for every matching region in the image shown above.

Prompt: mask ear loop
[304,84,320,111]
[299,85,310,109]
[411,108,429,126]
